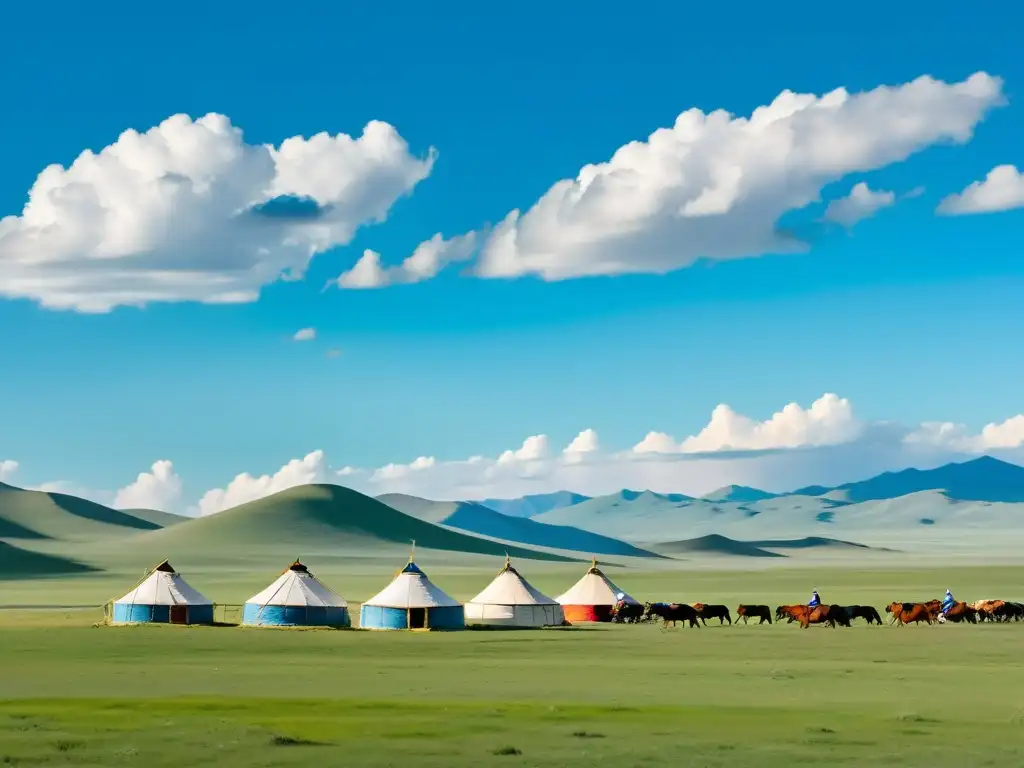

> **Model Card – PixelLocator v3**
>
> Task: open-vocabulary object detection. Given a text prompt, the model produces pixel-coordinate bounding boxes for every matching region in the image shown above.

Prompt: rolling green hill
[0,541,99,580]
[119,508,189,527]
[0,484,161,541]
[127,484,578,561]
[651,535,784,558]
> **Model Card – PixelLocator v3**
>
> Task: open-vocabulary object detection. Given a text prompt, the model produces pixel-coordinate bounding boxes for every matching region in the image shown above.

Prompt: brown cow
[885,602,937,626]
[736,604,772,625]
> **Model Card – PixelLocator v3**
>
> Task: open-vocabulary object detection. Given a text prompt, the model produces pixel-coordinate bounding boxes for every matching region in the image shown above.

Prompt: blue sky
[1,2,1023,509]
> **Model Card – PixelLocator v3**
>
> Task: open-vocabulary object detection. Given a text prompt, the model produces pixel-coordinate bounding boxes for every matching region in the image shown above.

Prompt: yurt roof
[114,560,212,606]
[245,559,348,608]
[466,556,557,607]
[362,558,460,609]
[554,558,637,606]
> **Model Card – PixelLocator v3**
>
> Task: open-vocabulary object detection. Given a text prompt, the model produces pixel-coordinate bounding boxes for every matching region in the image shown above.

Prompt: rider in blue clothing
[808,588,821,608]
[941,589,956,614]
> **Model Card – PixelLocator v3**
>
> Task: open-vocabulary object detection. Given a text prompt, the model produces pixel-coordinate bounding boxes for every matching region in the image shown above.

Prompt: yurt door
[409,608,426,629]
[170,606,188,624]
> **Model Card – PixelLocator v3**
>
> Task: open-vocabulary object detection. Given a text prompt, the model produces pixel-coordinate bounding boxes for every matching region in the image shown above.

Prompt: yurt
[242,559,350,628]
[464,556,564,628]
[359,558,464,630]
[555,558,638,622]
[111,560,214,625]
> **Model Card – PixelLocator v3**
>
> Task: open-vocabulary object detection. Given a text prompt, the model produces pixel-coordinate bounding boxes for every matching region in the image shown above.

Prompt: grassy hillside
[0,541,99,580]
[128,484,576,562]
[378,493,662,558]
[0,484,161,540]
[119,508,189,527]
[651,535,784,558]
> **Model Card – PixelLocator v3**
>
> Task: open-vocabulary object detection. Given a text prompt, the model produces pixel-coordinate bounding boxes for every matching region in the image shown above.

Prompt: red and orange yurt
[555,558,638,622]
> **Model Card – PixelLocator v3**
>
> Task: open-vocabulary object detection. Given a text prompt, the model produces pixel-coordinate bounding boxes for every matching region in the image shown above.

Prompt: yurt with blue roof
[242,559,350,627]
[110,560,214,625]
[359,557,464,630]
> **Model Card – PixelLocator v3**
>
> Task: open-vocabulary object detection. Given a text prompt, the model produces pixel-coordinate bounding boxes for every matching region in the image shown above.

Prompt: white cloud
[937,164,1024,215]
[11,394,1024,510]
[563,429,599,463]
[905,414,1024,452]
[0,114,434,312]
[633,393,860,454]
[364,72,1002,285]
[293,327,316,341]
[195,449,328,516]
[112,459,183,511]
[336,231,478,289]
[0,459,18,483]
[823,182,896,227]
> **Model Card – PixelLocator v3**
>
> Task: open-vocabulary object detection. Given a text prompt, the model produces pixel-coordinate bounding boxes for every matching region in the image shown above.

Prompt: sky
[2,2,1024,514]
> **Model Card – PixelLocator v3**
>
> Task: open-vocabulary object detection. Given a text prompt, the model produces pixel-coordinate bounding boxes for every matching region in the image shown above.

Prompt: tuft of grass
[269,734,326,747]
[492,746,521,756]
[896,714,939,724]
[53,739,82,752]
[571,731,605,739]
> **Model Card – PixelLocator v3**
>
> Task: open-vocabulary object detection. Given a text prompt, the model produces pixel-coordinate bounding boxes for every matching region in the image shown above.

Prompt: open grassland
[1,565,1023,766]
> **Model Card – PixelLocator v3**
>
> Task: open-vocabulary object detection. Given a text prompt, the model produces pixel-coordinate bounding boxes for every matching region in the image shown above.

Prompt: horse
[642,602,701,629]
[885,602,936,626]
[939,601,977,624]
[776,604,842,629]
[735,604,772,625]
[610,601,645,623]
[692,603,732,625]
[841,605,883,625]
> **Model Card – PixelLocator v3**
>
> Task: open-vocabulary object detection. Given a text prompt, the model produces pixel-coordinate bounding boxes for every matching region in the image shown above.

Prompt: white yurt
[359,557,464,630]
[555,557,638,622]
[110,560,214,625]
[464,556,564,627]
[242,560,350,627]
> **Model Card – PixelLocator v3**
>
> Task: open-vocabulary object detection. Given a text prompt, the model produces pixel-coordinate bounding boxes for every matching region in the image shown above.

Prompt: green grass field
[2,563,1023,766]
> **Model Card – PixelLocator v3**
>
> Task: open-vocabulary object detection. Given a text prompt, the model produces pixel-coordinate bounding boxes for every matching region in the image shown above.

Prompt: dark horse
[736,604,772,625]
[610,601,645,623]
[841,605,883,625]
[692,603,732,626]
[642,602,701,628]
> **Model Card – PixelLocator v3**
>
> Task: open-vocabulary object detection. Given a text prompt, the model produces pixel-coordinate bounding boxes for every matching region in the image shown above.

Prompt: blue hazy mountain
[792,456,1024,503]
[377,493,660,558]
[475,490,591,518]
[700,485,778,503]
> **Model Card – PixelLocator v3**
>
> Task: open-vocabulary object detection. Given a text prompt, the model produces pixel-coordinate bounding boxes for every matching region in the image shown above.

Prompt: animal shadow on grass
[571,731,605,739]
[492,746,522,756]
[268,734,330,747]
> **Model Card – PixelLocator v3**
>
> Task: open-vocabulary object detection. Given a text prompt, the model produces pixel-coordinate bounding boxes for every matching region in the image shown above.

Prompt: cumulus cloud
[633,394,860,454]
[0,459,18,483]
[293,327,316,341]
[12,394,1024,510]
[937,164,1024,215]
[336,231,478,289]
[363,72,1002,284]
[0,114,435,312]
[112,460,183,511]
[823,182,896,228]
[195,449,328,516]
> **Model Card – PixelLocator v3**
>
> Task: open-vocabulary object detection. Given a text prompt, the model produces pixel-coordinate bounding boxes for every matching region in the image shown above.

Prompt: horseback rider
[808,588,821,608]
[938,589,956,623]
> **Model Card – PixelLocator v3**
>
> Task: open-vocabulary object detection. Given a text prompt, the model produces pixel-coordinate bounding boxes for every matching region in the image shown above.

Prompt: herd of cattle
[610,599,1024,628]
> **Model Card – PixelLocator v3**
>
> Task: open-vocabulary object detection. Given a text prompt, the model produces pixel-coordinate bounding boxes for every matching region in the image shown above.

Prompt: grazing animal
[610,602,645,623]
[643,602,701,629]
[736,604,772,625]
[776,604,842,629]
[885,602,937,626]
[842,605,883,625]
[692,603,732,626]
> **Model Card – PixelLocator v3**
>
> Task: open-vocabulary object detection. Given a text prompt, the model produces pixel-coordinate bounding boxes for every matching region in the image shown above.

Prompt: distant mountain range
[3,455,1023,580]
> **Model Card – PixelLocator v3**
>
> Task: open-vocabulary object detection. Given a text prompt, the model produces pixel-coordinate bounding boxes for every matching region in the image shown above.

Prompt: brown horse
[736,604,772,625]
[776,604,841,629]
[885,602,937,626]
[939,601,977,624]
[692,603,732,625]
